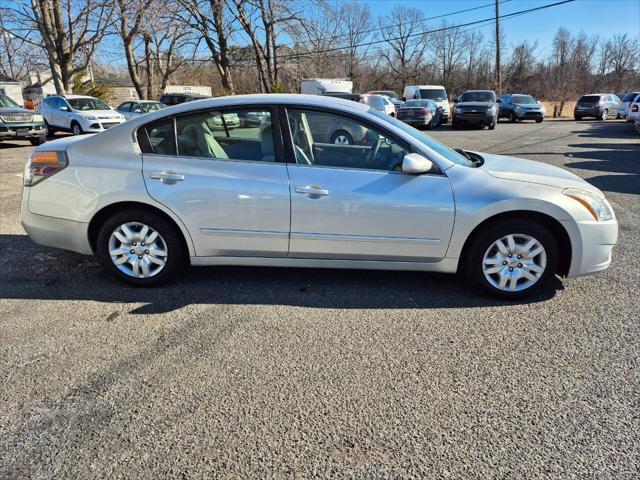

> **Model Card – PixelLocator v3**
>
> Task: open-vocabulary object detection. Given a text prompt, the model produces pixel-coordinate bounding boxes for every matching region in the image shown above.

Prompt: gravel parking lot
[1,119,639,478]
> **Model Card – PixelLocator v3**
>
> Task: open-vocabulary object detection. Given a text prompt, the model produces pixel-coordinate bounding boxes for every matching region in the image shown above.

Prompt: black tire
[463,219,559,300]
[95,209,187,286]
[574,115,581,121]
[71,121,83,136]
[29,137,46,146]
[451,120,459,130]
[330,130,353,145]
[488,119,496,130]
[536,118,543,123]
[598,109,608,121]
[509,111,517,123]
[44,120,55,135]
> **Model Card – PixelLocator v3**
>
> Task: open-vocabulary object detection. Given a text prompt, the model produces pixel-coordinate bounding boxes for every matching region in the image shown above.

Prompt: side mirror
[60,105,68,111]
[402,153,433,174]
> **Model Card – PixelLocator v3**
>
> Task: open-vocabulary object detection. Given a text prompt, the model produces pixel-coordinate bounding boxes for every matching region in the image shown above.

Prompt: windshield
[369,108,474,167]
[142,102,164,112]
[68,97,111,111]
[512,95,536,104]
[419,89,447,101]
[460,91,495,102]
[0,94,20,108]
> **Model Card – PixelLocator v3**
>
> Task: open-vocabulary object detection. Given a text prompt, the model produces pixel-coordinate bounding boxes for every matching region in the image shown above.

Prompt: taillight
[24,150,68,186]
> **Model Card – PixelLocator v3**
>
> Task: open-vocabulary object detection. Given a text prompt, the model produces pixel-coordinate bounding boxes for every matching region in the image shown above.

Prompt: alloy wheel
[72,123,82,135]
[333,134,351,145]
[482,233,547,292]
[108,222,168,278]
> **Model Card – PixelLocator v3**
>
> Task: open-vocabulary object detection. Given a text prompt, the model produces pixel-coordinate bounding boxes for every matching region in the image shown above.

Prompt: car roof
[63,95,97,99]
[406,85,445,89]
[463,90,495,93]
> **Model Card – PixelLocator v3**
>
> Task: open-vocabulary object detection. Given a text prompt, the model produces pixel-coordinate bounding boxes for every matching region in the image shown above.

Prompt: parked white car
[21,94,617,299]
[360,94,396,116]
[403,85,450,123]
[40,95,125,135]
[625,93,640,123]
[617,92,640,119]
[116,100,165,120]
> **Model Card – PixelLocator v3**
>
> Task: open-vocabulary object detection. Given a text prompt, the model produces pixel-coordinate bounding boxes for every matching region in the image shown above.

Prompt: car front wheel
[71,121,83,136]
[464,219,559,299]
[96,209,186,286]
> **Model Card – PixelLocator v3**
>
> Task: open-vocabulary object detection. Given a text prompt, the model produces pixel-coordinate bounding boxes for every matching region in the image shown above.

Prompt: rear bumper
[564,218,618,277]
[574,107,603,117]
[20,190,92,255]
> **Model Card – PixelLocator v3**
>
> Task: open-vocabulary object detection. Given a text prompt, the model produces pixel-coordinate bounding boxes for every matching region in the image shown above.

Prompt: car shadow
[0,234,562,314]
[571,121,639,139]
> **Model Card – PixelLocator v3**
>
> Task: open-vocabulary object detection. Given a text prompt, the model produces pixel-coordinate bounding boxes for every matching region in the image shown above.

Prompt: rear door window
[175,108,276,162]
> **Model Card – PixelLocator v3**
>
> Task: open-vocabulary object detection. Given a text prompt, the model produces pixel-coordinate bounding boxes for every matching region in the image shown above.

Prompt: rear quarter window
[137,117,176,155]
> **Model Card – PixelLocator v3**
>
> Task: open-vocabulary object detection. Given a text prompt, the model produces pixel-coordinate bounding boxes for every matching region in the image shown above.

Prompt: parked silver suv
[574,94,621,121]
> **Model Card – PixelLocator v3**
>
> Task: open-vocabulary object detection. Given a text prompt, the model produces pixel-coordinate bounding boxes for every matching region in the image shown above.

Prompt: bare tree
[226,0,302,92]
[337,1,372,87]
[116,0,153,98]
[432,20,466,90]
[378,6,430,89]
[608,34,639,91]
[179,0,235,93]
[12,0,115,94]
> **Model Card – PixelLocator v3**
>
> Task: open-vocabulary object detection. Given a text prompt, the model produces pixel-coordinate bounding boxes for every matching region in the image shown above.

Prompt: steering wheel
[365,136,383,165]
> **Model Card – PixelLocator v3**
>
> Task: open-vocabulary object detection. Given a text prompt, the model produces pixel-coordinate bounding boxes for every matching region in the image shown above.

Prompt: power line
[275,0,514,49]
[279,0,575,60]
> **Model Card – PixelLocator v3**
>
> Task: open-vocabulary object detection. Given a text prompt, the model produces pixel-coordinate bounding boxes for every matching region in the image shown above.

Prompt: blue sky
[336,0,640,56]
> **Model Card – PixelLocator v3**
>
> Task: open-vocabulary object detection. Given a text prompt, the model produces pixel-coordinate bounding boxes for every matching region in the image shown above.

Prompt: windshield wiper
[455,148,484,167]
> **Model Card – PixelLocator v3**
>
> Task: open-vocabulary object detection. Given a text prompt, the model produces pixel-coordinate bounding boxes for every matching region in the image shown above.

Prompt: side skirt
[190,255,459,273]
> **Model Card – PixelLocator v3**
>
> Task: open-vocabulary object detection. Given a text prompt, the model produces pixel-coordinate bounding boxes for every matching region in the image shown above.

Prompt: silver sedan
[21,94,618,299]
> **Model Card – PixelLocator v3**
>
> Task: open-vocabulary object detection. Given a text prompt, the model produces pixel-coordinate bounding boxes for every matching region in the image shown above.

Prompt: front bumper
[82,118,125,133]
[514,110,544,120]
[563,218,618,277]
[20,189,92,255]
[453,112,495,126]
[0,123,47,140]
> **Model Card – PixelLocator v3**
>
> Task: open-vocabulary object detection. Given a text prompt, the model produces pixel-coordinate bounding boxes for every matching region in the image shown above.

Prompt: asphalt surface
[1,119,639,479]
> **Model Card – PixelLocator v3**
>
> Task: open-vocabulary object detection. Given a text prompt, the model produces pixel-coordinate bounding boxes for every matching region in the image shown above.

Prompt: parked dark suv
[159,93,210,106]
[498,93,545,123]
[0,93,47,145]
[574,94,621,121]
[452,90,498,130]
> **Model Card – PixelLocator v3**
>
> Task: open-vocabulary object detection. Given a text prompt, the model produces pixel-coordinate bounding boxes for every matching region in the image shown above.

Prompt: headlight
[454,106,461,113]
[514,105,523,111]
[489,105,497,113]
[563,188,613,221]
[33,114,44,122]
[82,114,98,121]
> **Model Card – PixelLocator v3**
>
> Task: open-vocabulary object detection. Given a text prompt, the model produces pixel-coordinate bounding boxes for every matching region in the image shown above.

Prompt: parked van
[301,78,353,96]
[402,85,449,123]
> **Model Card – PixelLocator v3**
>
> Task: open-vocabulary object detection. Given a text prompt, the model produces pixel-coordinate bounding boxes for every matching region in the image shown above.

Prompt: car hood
[458,101,495,108]
[0,107,34,115]
[73,109,122,117]
[513,103,541,109]
[475,152,597,191]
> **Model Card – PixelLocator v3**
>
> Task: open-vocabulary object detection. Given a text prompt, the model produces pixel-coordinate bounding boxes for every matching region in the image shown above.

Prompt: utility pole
[495,0,501,95]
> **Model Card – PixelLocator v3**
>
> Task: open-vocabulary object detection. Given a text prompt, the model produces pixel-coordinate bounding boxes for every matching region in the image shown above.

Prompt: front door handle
[149,171,185,184]
[295,185,329,197]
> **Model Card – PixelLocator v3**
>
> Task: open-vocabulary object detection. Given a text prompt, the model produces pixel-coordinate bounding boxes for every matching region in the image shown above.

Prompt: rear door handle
[295,185,329,197]
[149,171,185,184]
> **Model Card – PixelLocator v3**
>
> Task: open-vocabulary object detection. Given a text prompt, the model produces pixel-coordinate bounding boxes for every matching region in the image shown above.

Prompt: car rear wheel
[96,210,186,286]
[464,219,559,300]
[598,109,608,121]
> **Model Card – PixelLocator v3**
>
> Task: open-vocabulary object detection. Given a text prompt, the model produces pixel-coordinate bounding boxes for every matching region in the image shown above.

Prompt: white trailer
[300,78,353,96]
